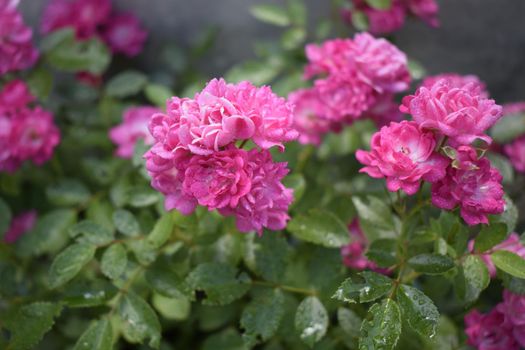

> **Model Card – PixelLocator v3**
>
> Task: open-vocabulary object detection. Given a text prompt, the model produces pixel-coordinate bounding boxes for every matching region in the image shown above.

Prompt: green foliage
[48,243,97,289]
[100,243,127,280]
[491,250,525,278]
[294,296,329,347]
[118,292,162,348]
[105,70,148,98]
[250,4,291,26]
[456,255,490,303]
[72,319,113,350]
[474,223,508,253]
[333,271,393,303]
[407,254,455,275]
[397,285,439,338]
[287,209,350,247]
[359,299,401,350]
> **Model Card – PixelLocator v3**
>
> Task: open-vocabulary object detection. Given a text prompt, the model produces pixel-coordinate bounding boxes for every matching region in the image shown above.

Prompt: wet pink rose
[101,13,147,57]
[41,0,111,39]
[3,210,37,244]
[183,147,252,210]
[288,88,342,145]
[500,290,525,347]
[218,149,293,235]
[109,106,160,159]
[406,0,439,27]
[504,136,525,174]
[356,120,449,195]
[464,308,519,350]
[149,78,296,155]
[0,79,35,109]
[401,78,502,145]
[421,73,489,98]
[0,0,39,74]
[468,233,525,277]
[431,146,505,225]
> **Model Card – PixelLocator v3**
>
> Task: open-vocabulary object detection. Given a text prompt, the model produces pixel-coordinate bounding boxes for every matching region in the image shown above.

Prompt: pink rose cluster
[500,103,525,174]
[3,210,37,244]
[343,0,439,35]
[0,0,39,75]
[144,78,297,234]
[109,106,161,159]
[465,289,525,350]
[41,0,147,57]
[0,80,60,172]
[290,32,410,145]
[358,75,505,225]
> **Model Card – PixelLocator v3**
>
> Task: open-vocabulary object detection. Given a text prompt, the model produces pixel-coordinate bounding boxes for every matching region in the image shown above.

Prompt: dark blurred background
[21,0,525,103]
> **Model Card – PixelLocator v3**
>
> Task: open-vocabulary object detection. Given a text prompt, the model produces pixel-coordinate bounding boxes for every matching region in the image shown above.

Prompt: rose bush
[1,1,525,350]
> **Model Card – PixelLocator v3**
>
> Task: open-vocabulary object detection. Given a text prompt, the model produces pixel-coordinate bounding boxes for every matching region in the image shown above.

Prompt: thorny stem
[251,280,318,296]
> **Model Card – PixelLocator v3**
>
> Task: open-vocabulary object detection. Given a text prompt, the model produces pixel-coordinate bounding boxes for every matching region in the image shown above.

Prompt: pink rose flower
[101,13,147,57]
[401,78,502,145]
[148,78,296,155]
[109,106,160,159]
[288,88,342,145]
[464,308,519,350]
[421,73,489,98]
[3,210,37,244]
[468,233,525,277]
[41,0,111,39]
[502,102,525,116]
[406,0,439,27]
[367,94,405,127]
[431,146,505,225]
[0,0,39,74]
[183,147,252,210]
[499,290,525,347]
[0,80,60,172]
[218,149,293,235]
[504,136,525,174]
[343,0,406,35]
[356,120,449,195]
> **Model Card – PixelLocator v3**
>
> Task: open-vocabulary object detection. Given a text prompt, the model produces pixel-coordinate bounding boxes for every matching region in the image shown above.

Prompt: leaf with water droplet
[101,243,127,280]
[338,307,362,339]
[294,296,329,348]
[118,292,161,349]
[287,209,350,248]
[72,319,113,350]
[491,250,525,279]
[359,299,401,350]
[397,285,439,338]
[48,243,96,289]
[456,255,490,304]
[474,223,507,253]
[333,271,393,303]
[69,220,114,245]
[113,209,140,236]
[407,254,455,275]
[4,302,63,350]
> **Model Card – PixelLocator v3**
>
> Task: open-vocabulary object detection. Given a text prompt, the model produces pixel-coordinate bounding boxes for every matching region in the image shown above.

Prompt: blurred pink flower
[356,120,449,195]
[464,308,519,350]
[401,78,502,145]
[109,106,160,159]
[0,0,39,74]
[421,73,489,98]
[431,146,505,225]
[341,220,387,272]
[500,290,525,347]
[504,136,525,174]
[3,210,37,244]
[406,0,439,27]
[101,13,147,57]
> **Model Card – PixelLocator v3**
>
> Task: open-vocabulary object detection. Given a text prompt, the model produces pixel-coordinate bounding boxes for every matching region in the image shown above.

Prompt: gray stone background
[21,0,525,103]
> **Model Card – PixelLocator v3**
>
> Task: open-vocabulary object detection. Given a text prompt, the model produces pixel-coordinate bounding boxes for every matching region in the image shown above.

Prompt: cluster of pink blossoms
[145,78,297,234]
[465,290,525,350]
[3,210,37,244]
[0,0,39,75]
[0,80,60,172]
[290,33,410,145]
[41,0,147,57]
[343,0,439,35]
[500,103,525,174]
[358,75,505,225]
[109,106,161,159]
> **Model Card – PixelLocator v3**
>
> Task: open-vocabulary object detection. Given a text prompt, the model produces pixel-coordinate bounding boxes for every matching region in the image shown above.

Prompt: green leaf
[492,195,518,234]
[186,263,251,305]
[63,279,118,308]
[294,296,329,348]
[281,27,306,50]
[152,293,191,321]
[101,243,127,280]
[202,328,245,350]
[146,212,175,249]
[113,209,140,236]
[144,83,173,107]
[397,285,439,338]
[490,112,525,143]
[282,173,306,208]
[288,0,307,26]
[119,292,162,349]
[69,220,114,245]
[491,250,525,278]
[333,271,393,303]
[366,239,397,267]
[244,232,290,282]
[407,254,455,275]
[48,243,96,289]
[457,255,490,303]
[287,209,350,248]
[26,68,53,100]
[487,153,514,185]
[408,59,427,80]
[474,223,508,253]
[351,11,369,31]
[225,60,283,86]
[46,179,91,206]
[105,70,148,98]
[250,4,291,26]
[0,197,11,235]
[5,302,63,350]
[145,266,188,299]
[240,289,285,346]
[73,319,113,350]
[365,0,392,9]
[359,299,401,350]
[338,308,362,338]
[127,187,159,207]
[352,196,396,240]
